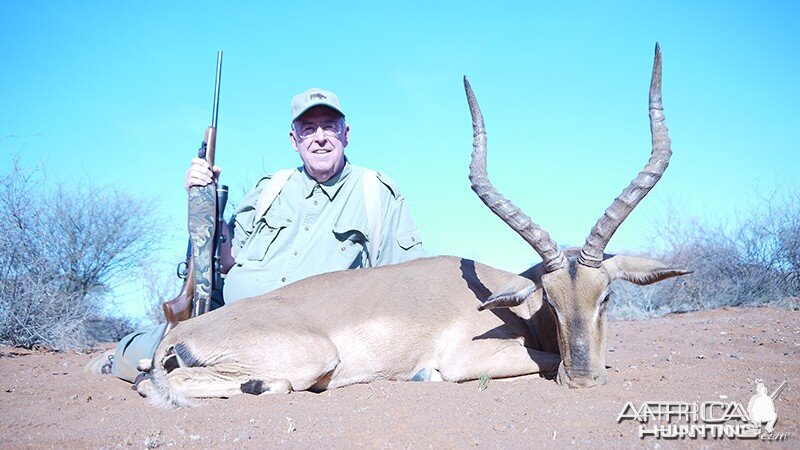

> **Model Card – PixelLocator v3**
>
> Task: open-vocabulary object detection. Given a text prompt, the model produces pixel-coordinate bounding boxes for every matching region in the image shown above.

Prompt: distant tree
[0,158,161,350]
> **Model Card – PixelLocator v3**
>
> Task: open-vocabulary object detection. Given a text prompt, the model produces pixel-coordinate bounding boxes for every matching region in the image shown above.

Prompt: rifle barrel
[211,50,223,128]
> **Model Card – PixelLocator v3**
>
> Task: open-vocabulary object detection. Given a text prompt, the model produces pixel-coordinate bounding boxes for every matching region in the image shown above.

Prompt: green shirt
[223,162,426,303]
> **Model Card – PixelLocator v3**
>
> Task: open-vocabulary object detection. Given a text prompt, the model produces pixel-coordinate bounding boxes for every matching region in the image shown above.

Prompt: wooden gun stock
[161,258,195,334]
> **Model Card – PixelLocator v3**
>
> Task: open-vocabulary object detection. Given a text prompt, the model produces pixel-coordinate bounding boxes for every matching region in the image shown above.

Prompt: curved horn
[579,43,672,268]
[464,76,566,273]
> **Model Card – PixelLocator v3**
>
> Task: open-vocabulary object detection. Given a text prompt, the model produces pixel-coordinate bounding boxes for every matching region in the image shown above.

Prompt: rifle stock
[162,257,195,333]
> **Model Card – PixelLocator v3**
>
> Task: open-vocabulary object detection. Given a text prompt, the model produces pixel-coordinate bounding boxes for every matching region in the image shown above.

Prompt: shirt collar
[300,160,351,201]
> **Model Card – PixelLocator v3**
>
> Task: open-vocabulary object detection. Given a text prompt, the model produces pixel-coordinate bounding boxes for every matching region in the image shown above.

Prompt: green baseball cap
[291,87,345,122]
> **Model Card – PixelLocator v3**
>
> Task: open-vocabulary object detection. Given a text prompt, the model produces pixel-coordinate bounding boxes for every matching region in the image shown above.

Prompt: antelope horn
[464,76,567,273]
[578,43,672,268]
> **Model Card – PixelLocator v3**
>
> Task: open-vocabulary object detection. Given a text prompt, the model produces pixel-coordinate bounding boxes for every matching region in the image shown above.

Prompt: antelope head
[467,44,690,388]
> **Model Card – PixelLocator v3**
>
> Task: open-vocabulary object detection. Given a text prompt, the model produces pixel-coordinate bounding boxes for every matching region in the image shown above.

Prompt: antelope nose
[569,377,599,389]
[573,370,609,388]
[558,367,608,388]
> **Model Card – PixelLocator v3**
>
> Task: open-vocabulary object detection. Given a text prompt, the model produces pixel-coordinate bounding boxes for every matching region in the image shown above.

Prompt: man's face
[290,106,349,182]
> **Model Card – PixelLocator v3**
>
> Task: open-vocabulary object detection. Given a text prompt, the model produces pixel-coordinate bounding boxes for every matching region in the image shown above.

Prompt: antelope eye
[599,294,610,306]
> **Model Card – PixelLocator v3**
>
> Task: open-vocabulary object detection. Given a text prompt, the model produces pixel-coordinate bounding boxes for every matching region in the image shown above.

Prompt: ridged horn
[579,43,672,268]
[464,76,567,273]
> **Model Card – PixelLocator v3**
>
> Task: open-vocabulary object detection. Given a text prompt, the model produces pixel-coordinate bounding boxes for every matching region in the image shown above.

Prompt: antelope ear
[602,255,691,285]
[478,277,538,311]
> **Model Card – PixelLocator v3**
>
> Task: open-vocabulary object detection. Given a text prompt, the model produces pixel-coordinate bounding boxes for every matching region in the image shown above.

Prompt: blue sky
[2,1,799,319]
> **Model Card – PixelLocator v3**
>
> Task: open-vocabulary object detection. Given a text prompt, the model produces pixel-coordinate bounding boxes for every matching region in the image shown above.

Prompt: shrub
[609,188,800,319]
[0,158,157,350]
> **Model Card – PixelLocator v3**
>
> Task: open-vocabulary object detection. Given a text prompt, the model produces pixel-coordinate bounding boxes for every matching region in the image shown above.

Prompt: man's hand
[184,157,222,192]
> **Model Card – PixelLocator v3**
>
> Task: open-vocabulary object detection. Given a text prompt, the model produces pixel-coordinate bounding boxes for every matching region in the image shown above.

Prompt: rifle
[163,51,228,332]
[162,244,194,331]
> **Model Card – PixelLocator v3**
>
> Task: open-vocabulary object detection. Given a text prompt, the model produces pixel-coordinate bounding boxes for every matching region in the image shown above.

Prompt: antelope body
[144,44,689,406]
[146,256,562,406]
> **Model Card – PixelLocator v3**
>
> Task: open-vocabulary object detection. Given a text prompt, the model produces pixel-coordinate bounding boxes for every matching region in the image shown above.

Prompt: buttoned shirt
[223,162,426,303]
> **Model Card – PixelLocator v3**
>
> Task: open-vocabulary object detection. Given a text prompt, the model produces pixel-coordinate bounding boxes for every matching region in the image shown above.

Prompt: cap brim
[292,102,345,122]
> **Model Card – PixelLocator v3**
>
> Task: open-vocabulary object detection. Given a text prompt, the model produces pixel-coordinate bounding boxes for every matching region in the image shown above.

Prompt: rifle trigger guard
[176,261,189,280]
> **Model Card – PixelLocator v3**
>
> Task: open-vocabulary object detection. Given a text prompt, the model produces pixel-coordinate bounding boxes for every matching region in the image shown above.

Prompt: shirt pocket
[240,208,293,263]
[395,229,422,250]
[333,222,369,266]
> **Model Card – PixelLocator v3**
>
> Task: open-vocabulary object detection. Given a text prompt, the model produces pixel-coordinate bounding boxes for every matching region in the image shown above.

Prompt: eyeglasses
[294,120,344,139]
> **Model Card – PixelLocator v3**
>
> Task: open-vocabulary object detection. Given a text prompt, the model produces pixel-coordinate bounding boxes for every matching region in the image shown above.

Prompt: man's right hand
[184,157,222,192]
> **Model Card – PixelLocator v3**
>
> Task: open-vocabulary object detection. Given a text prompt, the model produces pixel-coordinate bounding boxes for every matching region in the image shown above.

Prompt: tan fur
[147,256,562,406]
[146,253,687,405]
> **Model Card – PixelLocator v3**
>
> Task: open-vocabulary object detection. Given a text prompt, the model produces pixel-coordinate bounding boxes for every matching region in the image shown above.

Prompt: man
[87,87,427,381]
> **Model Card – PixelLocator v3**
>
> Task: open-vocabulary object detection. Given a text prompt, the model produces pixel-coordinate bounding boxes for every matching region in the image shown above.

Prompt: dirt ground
[1,306,797,449]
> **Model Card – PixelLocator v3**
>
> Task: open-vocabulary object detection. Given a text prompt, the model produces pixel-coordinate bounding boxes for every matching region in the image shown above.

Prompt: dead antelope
[144,44,689,406]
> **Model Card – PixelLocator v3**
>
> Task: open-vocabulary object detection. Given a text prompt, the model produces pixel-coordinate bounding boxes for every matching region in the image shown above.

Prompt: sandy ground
[1,306,798,449]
